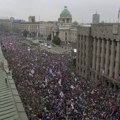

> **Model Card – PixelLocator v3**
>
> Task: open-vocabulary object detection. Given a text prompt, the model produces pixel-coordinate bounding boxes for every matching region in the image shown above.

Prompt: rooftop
[0,46,28,120]
[60,6,72,18]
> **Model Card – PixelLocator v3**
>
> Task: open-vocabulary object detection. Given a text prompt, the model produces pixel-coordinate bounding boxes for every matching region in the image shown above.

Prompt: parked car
[44,43,47,47]
[48,45,52,49]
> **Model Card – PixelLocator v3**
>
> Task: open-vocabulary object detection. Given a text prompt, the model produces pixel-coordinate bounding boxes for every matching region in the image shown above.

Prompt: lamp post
[118,8,120,23]
[37,26,39,43]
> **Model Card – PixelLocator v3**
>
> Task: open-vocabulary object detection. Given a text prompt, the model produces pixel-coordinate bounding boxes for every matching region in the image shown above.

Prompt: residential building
[28,16,35,23]
[92,12,100,24]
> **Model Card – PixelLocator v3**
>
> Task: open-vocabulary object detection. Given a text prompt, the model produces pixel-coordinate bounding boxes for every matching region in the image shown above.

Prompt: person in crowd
[0,34,120,120]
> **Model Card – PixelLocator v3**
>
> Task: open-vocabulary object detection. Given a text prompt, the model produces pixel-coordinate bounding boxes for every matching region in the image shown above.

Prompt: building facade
[76,23,120,90]
[0,18,12,31]
[58,6,77,48]
[13,21,55,39]
[28,16,35,23]
[9,7,78,48]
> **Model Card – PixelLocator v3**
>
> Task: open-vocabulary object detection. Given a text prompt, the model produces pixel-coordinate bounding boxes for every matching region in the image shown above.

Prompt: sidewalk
[0,46,28,120]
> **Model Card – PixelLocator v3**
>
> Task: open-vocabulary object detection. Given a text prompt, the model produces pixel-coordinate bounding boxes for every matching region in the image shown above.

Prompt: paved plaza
[0,35,119,119]
[25,38,72,54]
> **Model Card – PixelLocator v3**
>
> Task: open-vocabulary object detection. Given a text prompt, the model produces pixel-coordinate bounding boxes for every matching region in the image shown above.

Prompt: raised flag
[45,77,48,86]
[114,73,119,80]
[60,91,64,98]
[28,46,30,52]
[31,69,35,74]
[118,75,120,81]
[58,79,62,86]
[48,68,52,74]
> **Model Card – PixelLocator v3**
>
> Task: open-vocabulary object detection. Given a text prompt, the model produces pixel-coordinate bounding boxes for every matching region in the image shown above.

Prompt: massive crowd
[0,34,120,120]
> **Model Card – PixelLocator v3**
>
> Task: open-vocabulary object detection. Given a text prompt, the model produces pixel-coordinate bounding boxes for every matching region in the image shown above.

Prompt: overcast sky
[0,0,120,23]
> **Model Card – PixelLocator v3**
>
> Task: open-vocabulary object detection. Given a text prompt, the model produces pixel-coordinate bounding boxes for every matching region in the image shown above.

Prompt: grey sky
[0,0,120,23]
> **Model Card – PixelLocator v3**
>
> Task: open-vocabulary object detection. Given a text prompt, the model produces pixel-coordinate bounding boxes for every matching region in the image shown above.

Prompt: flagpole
[118,8,120,23]
[37,26,39,43]
[39,16,40,41]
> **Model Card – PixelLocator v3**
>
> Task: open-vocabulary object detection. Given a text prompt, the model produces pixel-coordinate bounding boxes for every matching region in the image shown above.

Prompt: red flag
[114,73,119,80]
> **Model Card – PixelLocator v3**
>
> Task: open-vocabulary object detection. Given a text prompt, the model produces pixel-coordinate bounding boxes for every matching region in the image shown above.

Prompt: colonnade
[77,35,120,89]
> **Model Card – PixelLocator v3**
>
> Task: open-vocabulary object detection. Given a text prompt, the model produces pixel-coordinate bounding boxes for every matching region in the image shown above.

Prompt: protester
[0,34,120,120]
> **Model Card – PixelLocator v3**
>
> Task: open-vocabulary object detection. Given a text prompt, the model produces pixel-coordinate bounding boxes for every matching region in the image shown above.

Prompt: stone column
[82,36,85,68]
[79,36,82,74]
[92,38,96,69]
[86,37,89,65]
[96,38,101,71]
[51,32,54,41]
[76,36,79,73]
[109,40,115,78]
[114,41,120,78]
[100,39,105,73]
[81,36,84,76]
[105,40,110,75]
[86,36,89,79]
[92,38,97,81]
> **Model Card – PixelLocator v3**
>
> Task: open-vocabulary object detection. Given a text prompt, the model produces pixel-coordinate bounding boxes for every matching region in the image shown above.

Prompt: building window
[84,61,86,66]
[65,37,67,41]
[78,66,79,71]
[84,44,86,51]
[113,61,116,71]
[67,19,69,23]
[81,35,83,40]
[65,32,67,41]
[90,72,91,76]
[112,72,114,78]
[108,68,109,75]
[78,56,79,63]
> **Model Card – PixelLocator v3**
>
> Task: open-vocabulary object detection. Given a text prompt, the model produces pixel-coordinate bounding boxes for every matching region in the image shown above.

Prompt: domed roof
[60,6,72,18]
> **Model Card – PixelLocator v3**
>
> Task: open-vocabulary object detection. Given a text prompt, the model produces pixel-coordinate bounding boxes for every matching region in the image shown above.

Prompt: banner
[114,73,119,80]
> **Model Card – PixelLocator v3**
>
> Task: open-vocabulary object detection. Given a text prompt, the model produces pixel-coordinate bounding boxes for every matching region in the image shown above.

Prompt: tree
[52,36,61,45]
[47,34,51,41]
[22,30,28,38]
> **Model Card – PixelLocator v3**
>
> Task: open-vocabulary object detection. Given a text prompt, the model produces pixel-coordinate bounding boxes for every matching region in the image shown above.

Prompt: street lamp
[73,49,77,53]
[37,26,39,43]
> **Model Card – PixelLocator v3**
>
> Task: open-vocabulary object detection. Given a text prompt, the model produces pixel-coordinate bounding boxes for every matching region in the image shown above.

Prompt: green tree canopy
[22,30,28,38]
[52,36,61,45]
